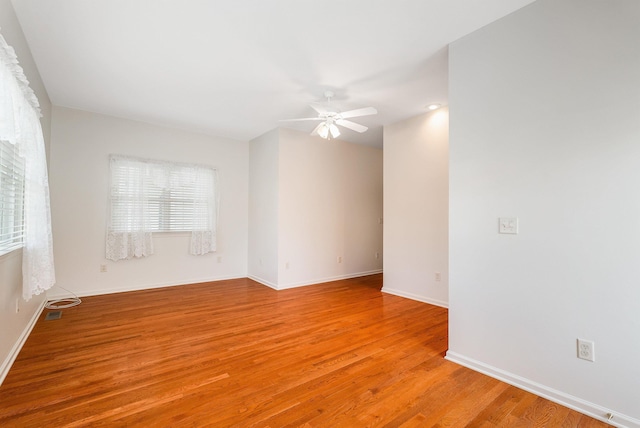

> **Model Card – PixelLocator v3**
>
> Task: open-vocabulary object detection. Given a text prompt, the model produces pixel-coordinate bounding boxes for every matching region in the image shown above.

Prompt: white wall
[383,110,449,307]
[248,129,280,287]
[447,0,640,425]
[248,128,383,289]
[48,107,249,297]
[0,0,52,383]
[277,129,383,288]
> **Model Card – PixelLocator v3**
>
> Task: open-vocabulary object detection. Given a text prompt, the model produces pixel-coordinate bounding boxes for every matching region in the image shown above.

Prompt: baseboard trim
[445,351,639,428]
[0,298,47,386]
[381,286,448,308]
[276,270,383,290]
[247,275,278,290]
[46,274,247,299]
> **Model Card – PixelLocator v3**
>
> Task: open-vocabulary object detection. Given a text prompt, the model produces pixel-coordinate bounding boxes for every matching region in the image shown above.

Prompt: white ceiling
[12,0,536,148]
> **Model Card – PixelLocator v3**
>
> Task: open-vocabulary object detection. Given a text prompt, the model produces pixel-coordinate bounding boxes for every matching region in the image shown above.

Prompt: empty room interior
[1,0,639,426]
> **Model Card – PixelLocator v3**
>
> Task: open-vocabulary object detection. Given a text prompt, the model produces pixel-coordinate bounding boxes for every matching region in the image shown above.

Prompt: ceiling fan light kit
[280,91,377,140]
[315,121,340,140]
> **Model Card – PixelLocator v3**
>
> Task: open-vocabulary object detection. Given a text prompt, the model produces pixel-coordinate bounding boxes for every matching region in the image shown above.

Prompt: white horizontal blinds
[109,156,215,233]
[0,139,25,255]
[109,158,152,232]
[165,165,214,231]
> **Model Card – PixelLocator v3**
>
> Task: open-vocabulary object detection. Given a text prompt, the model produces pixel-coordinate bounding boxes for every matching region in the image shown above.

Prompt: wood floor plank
[0,275,609,427]
[464,387,522,426]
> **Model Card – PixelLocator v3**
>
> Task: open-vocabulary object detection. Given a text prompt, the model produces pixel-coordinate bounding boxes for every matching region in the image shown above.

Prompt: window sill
[0,245,23,263]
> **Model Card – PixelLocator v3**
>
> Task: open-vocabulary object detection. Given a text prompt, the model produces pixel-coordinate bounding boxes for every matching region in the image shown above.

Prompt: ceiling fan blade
[336,119,368,133]
[338,107,377,119]
[279,117,323,122]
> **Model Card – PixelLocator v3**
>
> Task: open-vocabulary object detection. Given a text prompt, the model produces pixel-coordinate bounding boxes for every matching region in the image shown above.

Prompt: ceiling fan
[280,91,377,140]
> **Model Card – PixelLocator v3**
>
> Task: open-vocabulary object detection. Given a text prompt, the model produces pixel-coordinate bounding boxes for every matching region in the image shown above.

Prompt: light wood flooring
[0,274,609,427]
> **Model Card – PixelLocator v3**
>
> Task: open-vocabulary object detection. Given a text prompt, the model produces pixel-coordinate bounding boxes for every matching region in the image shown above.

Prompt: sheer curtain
[189,165,218,256]
[0,29,56,300]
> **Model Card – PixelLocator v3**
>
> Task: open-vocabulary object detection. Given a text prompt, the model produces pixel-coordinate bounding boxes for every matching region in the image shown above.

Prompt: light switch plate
[499,217,518,234]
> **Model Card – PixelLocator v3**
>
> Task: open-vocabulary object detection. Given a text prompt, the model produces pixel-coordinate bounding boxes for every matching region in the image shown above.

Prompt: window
[106,155,218,260]
[1,30,55,300]
[0,139,25,256]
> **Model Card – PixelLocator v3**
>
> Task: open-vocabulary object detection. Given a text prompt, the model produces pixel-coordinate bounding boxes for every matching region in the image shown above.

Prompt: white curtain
[105,230,154,261]
[0,29,56,300]
[189,166,217,256]
[190,230,215,255]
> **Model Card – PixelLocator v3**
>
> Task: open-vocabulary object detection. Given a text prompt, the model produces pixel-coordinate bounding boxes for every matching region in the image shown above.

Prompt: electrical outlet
[375,252,380,259]
[100,264,107,273]
[285,261,289,270]
[435,272,441,282]
[15,298,20,314]
[337,256,342,264]
[217,256,222,263]
[577,339,595,362]
[499,217,518,234]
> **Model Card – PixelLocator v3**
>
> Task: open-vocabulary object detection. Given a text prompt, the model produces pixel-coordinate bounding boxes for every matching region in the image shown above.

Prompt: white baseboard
[445,351,639,428]
[381,286,448,308]
[247,275,278,289]
[0,298,47,386]
[46,274,247,299]
[275,269,383,290]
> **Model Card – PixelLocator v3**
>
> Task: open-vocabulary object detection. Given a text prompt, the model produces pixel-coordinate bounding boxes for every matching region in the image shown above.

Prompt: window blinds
[109,155,217,233]
[0,139,25,255]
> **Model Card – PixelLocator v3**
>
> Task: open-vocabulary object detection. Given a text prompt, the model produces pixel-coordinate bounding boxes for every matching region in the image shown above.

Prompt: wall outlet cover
[499,217,518,234]
[577,338,595,362]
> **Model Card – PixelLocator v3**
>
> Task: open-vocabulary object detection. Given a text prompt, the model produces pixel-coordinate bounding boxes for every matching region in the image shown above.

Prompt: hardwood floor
[0,275,608,427]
